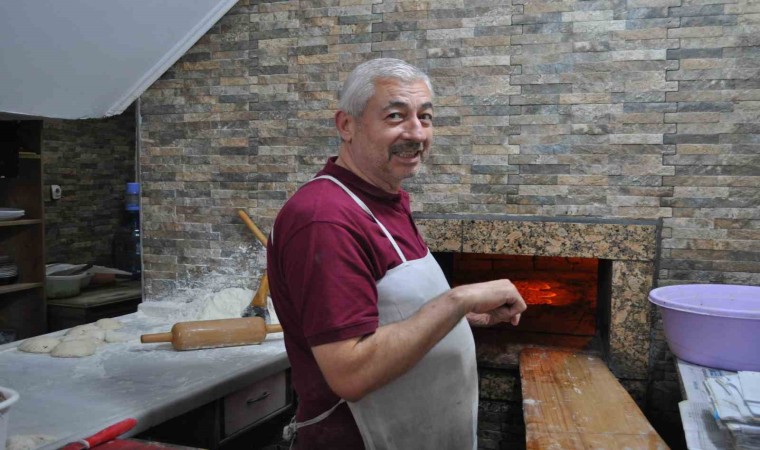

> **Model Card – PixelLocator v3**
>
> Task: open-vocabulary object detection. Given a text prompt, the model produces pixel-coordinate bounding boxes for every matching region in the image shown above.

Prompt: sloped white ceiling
[0,0,238,119]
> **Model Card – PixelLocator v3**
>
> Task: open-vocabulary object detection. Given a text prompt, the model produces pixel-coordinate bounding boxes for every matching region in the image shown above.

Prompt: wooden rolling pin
[140,317,282,351]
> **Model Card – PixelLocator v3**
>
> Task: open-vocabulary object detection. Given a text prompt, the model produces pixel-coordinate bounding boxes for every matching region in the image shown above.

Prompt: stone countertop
[0,311,288,450]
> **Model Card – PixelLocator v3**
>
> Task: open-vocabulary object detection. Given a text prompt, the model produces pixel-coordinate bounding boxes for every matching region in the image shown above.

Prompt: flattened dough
[50,339,97,358]
[17,336,61,354]
[95,318,123,330]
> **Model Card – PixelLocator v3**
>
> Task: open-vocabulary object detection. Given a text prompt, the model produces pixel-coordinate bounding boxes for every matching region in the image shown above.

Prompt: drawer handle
[247,391,270,405]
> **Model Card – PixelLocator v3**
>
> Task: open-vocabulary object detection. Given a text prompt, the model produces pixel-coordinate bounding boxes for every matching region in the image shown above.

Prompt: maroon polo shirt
[267,157,428,449]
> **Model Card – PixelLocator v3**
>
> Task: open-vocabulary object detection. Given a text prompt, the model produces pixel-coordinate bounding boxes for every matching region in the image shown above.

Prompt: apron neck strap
[312,175,407,263]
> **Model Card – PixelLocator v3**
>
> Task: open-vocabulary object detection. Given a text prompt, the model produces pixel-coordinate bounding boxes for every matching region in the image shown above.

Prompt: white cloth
[291,175,478,450]
[739,372,760,416]
[705,374,760,424]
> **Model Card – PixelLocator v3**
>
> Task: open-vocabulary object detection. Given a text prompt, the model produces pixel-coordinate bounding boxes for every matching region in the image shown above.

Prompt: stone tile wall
[43,108,136,265]
[139,0,758,296]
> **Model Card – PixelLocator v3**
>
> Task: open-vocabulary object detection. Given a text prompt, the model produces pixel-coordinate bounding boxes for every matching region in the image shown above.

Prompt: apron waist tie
[283,399,347,444]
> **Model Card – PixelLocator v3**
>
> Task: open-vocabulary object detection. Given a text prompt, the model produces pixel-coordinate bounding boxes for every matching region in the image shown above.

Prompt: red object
[59,418,137,450]
[93,439,182,449]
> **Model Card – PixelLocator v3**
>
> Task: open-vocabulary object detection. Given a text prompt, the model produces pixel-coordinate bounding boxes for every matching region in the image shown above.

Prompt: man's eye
[420,113,433,121]
[388,112,403,120]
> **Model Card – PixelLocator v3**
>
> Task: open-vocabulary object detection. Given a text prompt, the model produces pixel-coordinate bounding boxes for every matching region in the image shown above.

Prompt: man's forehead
[372,79,433,107]
[382,100,433,111]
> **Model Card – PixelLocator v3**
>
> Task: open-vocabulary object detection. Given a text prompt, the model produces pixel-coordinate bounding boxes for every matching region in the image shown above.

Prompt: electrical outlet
[51,185,62,200]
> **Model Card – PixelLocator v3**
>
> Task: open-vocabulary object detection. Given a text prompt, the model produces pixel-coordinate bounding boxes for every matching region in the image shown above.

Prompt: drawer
[223,371,288,437]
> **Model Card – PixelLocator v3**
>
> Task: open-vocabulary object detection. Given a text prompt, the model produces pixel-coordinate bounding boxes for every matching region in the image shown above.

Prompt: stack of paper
[704,371,760,450]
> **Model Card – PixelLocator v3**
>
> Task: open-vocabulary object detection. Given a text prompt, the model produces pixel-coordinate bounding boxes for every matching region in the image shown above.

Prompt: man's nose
[403,116,426,142]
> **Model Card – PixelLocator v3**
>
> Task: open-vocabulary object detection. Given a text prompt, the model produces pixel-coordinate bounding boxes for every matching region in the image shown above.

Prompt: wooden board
[520,348,669,450]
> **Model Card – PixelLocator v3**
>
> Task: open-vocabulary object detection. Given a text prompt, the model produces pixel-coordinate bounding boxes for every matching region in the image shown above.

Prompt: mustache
[389,141,425,155]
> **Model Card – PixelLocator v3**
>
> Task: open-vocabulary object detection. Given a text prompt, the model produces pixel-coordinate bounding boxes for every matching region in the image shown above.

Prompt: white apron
[286,175,478,450]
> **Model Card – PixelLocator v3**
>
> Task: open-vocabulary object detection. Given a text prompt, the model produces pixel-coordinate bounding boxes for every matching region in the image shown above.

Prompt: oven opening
[433,252,612,360]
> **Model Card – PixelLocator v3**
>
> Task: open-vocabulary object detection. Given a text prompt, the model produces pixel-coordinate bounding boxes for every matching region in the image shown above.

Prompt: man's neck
[334,153,401,194]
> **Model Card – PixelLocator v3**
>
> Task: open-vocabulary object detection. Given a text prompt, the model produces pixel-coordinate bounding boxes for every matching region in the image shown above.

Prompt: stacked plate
[0,256,18,285]
[0,208,25,221]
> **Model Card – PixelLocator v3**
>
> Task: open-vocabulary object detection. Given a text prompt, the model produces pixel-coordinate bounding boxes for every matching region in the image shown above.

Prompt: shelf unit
[0,120,46,340]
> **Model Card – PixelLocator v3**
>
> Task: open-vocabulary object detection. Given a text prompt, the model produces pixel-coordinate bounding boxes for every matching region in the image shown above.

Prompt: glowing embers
[512,279,581,307]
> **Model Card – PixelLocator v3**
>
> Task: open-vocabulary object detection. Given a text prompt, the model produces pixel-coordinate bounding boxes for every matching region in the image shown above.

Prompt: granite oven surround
[417,215,659,385]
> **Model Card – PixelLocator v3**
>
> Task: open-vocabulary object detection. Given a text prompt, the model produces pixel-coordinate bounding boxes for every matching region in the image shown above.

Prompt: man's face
[341,78,434,192]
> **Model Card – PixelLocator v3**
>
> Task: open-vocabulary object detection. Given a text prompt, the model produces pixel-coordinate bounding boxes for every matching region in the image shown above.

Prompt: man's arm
[311,279,526,402]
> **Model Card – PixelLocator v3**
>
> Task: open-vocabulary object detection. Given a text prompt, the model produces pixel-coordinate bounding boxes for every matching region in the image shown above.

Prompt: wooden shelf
[0,282,43,296]
[19,152,41,160]
[0,219,42,227]
[0,119,45,339]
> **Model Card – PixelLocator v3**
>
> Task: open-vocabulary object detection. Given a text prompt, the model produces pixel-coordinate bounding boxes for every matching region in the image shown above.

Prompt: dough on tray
[50,338,97,358]
[17,336,61,354]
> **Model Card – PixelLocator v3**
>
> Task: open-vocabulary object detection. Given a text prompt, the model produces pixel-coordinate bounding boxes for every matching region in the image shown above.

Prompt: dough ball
[95,318,123,330]
[6,435,57,450]
[66,328,105,342]
[50,339,97,358]
[104,330,129,343]
[66,324,100,336]
[62,334,103,347]
[17,336,61,354]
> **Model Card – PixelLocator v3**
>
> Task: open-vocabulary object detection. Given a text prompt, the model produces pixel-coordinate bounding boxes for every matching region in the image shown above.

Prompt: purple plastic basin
[649,284,760,371]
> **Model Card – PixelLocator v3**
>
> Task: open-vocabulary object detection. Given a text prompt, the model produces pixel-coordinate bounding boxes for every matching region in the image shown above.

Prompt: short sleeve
[280,221,379,346]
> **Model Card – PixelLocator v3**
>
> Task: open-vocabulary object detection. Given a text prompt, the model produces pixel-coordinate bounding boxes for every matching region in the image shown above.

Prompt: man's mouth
[390,142,424,160]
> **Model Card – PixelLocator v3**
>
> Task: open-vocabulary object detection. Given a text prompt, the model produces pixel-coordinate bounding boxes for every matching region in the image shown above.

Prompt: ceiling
[0,0,238,119]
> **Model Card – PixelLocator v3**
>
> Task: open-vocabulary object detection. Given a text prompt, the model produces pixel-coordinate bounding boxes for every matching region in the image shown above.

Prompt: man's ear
[335,110,354,143]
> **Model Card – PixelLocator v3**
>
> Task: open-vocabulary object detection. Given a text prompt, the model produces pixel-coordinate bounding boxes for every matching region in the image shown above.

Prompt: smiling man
[267,58,527,450]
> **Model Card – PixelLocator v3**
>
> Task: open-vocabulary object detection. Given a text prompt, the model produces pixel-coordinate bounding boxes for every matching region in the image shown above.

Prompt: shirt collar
[319,156,404,203]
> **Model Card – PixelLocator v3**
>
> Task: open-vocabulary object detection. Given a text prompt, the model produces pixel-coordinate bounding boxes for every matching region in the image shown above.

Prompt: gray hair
[338,58,434,118]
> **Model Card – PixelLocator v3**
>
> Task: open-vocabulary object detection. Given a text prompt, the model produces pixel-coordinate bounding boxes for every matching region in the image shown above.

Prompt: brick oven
[418,216,658,447]
[436,253,601,346]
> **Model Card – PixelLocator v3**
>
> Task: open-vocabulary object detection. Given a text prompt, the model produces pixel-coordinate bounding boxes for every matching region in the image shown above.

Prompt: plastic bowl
[46,273,88,299]
[0,386,20,450]
[649,284,760,371]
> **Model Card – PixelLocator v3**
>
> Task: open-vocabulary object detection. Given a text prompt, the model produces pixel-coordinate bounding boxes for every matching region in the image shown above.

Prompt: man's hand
[457,279,527,327]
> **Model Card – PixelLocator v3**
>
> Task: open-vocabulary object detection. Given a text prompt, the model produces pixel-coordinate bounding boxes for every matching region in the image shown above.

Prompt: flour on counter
[104,330,129,343]
[6,434,57,450]
[134,264,283,329]
[198,288,252,320]
[137,276,264,322]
